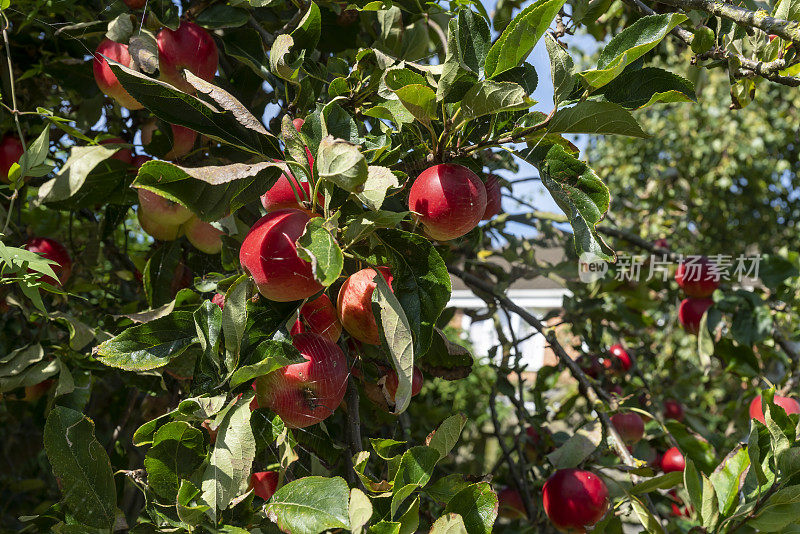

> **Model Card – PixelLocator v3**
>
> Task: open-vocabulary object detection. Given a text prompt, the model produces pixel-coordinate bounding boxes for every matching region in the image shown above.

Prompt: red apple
[291,294,342,343]
[24,379,54,402]
[497,487,527,520]
[408,163,487,240]
[137,188,193,227]
[664,399,684,422]
[609,384,624,397]
[660,447,685,473]
[239,209,323,302]
[137,208,183,241]
[675,256,719,297]
[25,237,72,285]
[337,267,393,345]
[257,333,348,428]
[749,395,800,423]
[611,412,645,444]
[132,155,151,169]
[124,0,147,8]
[100,138,133,164]
[382,365,424,402]
[260,171,320,213]
[157,21,218,93]
[164,124,197,160]
[211,293,225,309]
[0,135,24,183]
[605,344,632,373]
[183,216,223,254]
[678,298,713,335]
[542,469,609,531]
[481,174,502,220]
[93,39,143,110]
[653,238,669,250]
[250,471,279,501]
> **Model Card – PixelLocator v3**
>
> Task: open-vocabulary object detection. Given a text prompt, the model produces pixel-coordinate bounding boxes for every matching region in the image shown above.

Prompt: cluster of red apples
[675,256,719,334]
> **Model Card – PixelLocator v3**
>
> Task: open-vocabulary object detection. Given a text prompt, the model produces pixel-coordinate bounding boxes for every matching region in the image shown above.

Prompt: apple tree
[1,0,800,532]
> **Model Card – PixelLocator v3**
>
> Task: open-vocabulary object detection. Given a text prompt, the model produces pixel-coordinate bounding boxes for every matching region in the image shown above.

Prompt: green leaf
[109,61,281,157]
[747,485,800,530]
[578,14,688,88]
[443,482,497,534]
[684,458,703,511]
[264,476,350,534]
[709,445,749,516]
[665,420,717,473]
[391,446,440,516]
[453,9,491,74]
[38,145,131,207]
[317,136,369,192]
[194,300,223,376]
[201,397,256,520]
[393,84,437,126]
[195,4,250,28]
[232,339,304,388]
[43,407,116,529]
[270,34,304,81]
[144,422,205,501]
[425,475,473,505]
[93,311,198,371]
[460,81,534,121]
[430,514,468,534]
[143,241,182,309]
[519,144,613,261]
[349,488,373,534]
[630,495,665,534]
[548,101,648,138]
[222,27,269,78]
[290,2,322,51]
[177,480,210,526]
[297,217,344,286]
[600,67,696,109]
[398,496,420,534]
[426,413,467,461]
[223,275,250,373]
[357,166,399,210]
[134,159,283,222]
[546,420,602,469]
[701,473,719,530]
[484,0,567,78]
[545,35,576,105]
[373,272,415,414]
[631,471,683,495]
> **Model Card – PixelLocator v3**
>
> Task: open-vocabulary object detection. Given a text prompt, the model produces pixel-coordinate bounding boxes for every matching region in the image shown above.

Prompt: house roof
[450,248,567,291]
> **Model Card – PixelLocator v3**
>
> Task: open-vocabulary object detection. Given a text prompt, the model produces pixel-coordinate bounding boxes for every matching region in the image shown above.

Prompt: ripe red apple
[211,293,225,309]
[609,384,624,397]
[124,0,147,8]
[653,238,669,250]
[383,365,424,402]
[93,39,143,110]
[24,379,54,402]
[337,267,393,345]
[240,209,323,302]
[157,21,218,93]
[0,135,24,183]
[605,344,632,373]
[257,333,348,428]
[100,138,134,164]
[481,174,502,220]
[164,124,197,160]
[183,216,223,254]
[137,188,193,227]
[675,256,719,297]
[260,172,320,213]
[292,118,314,168]
[250,471,279,501]
[131,155,151,170]
[678,297,713,335]
[291,294,342,343]
[497,487,527,520]
[664,399,684,422]
[749,395,800,423]
[660,447,685,473]
[408,163,487,240]
[25,237,72,285]
[542,469,609,531]
[611,412,645,444]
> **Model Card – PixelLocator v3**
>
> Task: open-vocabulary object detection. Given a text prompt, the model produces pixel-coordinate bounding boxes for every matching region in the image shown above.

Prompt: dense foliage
[1,0,800,532]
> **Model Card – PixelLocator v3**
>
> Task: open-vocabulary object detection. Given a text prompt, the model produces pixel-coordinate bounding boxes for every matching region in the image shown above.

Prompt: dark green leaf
[144,421,205,501]
[264,476,350,534]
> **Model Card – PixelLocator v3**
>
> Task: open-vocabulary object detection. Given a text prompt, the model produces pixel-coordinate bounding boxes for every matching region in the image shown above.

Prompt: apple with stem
[337,267,393,345]
[256,332,348,428]
[611,412,645,444]
[678,297,713,335]
[239,209,323,302]
[261,171,320,213]
[660,447,685,473]
[157,21,218,93]
[25,237,72,285]
[543,469,609,531]
[749,394,800,423]
[408,163,487,240]
[0,135,24,183]
[93,39,143,110]
[481,174,502,220]
[183,216,223,254]
[291,294,342,343]
[250,471,279,501]
[675,256,719,297]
